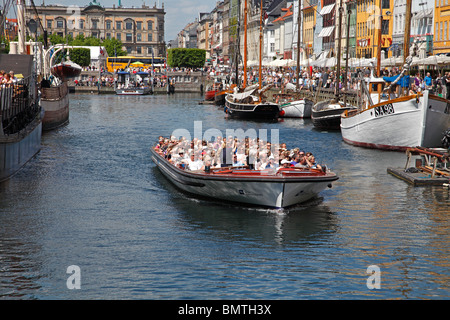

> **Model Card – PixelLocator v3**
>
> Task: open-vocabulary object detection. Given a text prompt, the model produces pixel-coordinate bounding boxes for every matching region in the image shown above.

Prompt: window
[106,21,111,29]
[117,33,121,40]
[381,19,389,35]
[270,43,275,53]
[79,20,84,29]
[148,33,153,41]
[137,21,142,30]
[56,20,64,28]
[136,46,142,54]
[126,22,133,30]
[126,33,132,41]
[137,33,142,41]
[92,20,98,29]
[106,33,111,39]
[126,46,132,54]
[47,20,52,28]
[92,32,98,38]
[147,21,153,30]
[147,46,152,54]
[116,21,122,30]
[381,0,390,9]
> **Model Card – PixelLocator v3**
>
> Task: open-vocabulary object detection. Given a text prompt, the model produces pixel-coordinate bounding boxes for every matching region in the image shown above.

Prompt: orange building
[434,1,450,55]
[355,0,393,59]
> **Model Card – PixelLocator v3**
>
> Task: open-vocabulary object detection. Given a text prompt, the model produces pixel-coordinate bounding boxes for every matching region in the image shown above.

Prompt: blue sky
[16,0,217,41]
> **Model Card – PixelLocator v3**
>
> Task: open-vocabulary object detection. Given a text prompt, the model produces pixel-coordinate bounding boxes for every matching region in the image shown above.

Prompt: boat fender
[327,184,333,188]
[279,109,285,117]
[416,95,420,104]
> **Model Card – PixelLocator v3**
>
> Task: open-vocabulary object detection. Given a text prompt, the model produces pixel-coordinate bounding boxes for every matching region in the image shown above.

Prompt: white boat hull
[281,99,313,118]
[341,91,450,151]
[116,87,152,95]
[151,149,338,208]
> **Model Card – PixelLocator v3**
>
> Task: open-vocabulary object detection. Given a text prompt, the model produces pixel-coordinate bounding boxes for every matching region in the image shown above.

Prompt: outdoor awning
[318,26,335,38]
[412,8,433,20]
[319,3,335,15]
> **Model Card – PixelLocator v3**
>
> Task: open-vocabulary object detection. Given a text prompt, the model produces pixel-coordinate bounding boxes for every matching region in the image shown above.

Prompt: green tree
[69,48,90,66]
[102,37,126,56]
[167,48,206,68]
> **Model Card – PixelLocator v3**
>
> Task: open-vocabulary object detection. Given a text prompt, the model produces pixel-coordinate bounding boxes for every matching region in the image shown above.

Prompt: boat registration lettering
[374,104,395,117]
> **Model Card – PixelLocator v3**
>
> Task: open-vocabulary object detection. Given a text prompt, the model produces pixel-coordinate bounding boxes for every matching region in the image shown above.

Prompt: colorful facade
[434,0,450,55]
[355,0,393,59]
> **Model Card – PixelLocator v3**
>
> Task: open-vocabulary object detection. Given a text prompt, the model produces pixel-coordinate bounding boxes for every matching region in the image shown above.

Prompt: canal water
[0,93,449,300]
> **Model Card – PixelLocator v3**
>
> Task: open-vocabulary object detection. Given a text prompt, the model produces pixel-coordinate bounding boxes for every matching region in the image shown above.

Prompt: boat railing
[0,76,40,136]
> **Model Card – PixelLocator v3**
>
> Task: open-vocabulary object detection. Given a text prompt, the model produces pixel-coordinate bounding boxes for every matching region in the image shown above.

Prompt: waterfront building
[433,0,450,55]
[355,0,393,59]
[302,0,316,60]
[334,0,357,61]
[24,1,166,58]
[319,0,336,56]
[263,0,285,62]
[197,12,212,60]
[176,21,198,49]
[393,0,433,57]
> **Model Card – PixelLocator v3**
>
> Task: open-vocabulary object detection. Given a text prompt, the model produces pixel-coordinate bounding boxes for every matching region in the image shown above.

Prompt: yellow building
[434,1,450,55]
[302,1,316,58]
[355,0,393,59]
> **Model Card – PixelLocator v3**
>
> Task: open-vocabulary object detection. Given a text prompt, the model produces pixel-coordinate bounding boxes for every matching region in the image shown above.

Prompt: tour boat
[150,147,338,208]
[51,60,82,81]
[115,71,152,95]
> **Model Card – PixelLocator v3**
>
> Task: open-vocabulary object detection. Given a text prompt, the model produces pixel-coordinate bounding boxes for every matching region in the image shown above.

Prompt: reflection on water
[0,93,449,299]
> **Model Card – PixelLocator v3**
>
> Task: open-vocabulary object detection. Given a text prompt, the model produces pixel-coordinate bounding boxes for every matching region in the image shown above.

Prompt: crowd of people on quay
[203,63,450,98]
[154,136,323,173]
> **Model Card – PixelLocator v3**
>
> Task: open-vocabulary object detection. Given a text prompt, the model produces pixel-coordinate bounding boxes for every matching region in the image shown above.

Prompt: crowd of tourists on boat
[154,136,323,173]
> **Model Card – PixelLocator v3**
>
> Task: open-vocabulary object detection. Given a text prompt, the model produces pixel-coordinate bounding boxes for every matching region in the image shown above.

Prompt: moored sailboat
[224,0,281,120]
[340,0,450,151]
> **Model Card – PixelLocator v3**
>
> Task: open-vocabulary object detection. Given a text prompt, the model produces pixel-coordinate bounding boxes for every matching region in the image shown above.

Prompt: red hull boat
[51,61,82,81]
[205,89,218,101]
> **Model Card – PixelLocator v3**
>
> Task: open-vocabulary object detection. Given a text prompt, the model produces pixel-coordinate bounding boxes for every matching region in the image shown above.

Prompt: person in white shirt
[187,154,204,171]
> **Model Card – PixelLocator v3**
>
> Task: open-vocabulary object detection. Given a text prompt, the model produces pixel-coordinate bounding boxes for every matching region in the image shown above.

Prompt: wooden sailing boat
[311,1,356,130]
[279,1,313,118]
[224,0,280,119]
[340,0,450,150]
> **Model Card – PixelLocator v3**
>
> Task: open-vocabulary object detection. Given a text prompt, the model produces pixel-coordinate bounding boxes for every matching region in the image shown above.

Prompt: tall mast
[376,0,382,77]
[17,0,26,54]
[243,0,248,88]
[259,0,263,93]
[296,0,301,91]
[235,0,241,86]
[335,1,343,100]
[403,0,412,64]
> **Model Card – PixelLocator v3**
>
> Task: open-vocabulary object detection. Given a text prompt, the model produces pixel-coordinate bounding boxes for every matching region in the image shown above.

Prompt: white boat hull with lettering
[340,91,450,151]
